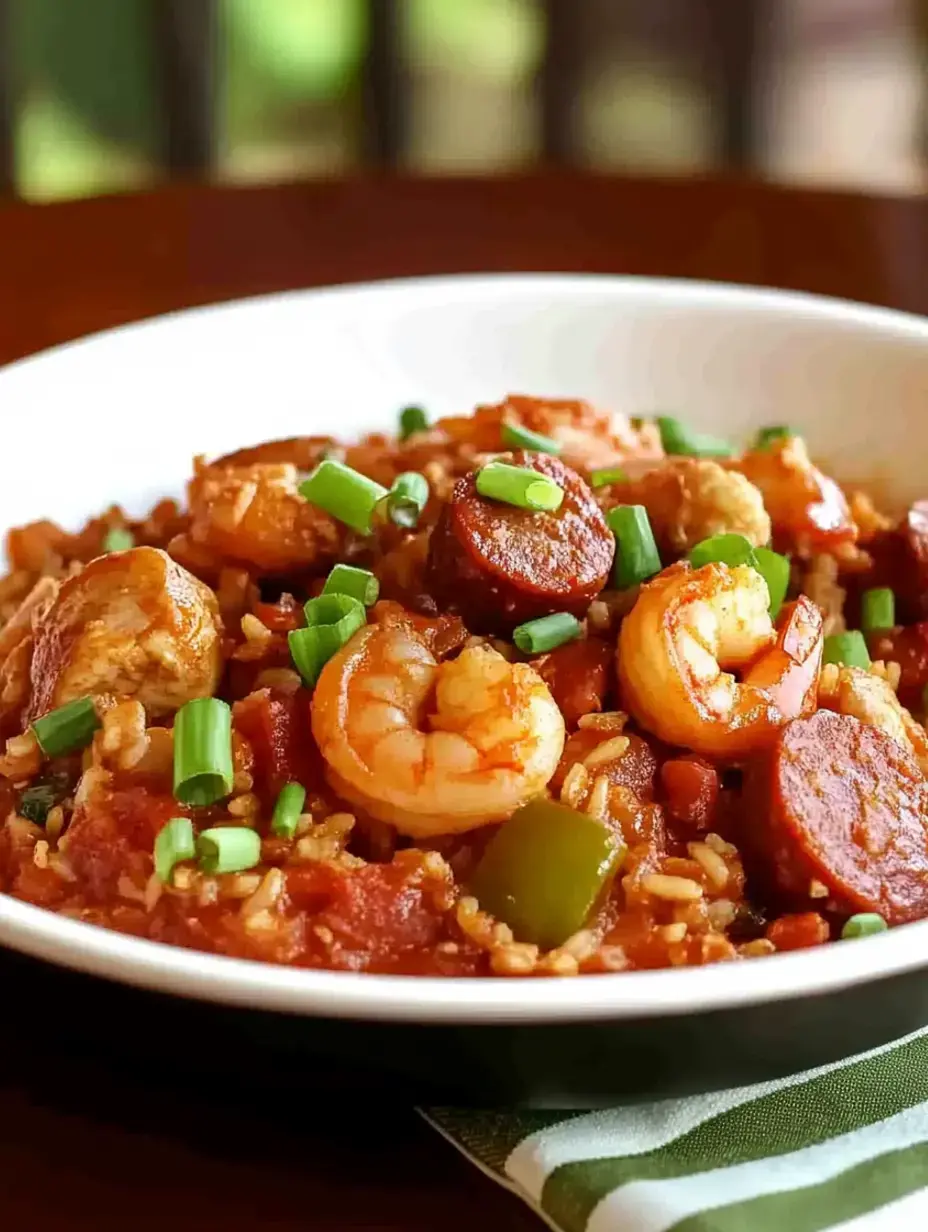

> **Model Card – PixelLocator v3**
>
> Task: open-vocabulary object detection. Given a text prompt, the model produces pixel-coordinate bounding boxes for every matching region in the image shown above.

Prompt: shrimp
[184,459,340,573]
[28,547,222,720]
[732,435,856,552]
[311,619,565,836]
[618,562,823,758]
[819,663,928,775]
[600,457,770,555]
[438,395,664,474]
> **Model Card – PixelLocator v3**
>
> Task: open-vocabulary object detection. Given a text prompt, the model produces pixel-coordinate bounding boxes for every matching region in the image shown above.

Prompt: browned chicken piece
[438,394,664,474]
[27,547,222,721]
[186,460,340,573]
[599,457,770,557]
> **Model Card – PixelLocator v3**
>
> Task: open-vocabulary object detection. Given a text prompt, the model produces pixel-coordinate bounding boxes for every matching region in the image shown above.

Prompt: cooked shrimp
[732,435,856,552]
[185,459,340,573]
[28,547,222,720]
[618,562,823,758]
[438,395,664,474]
[311,619,565,836]
[819,663,928,775]
[601,457,770,555]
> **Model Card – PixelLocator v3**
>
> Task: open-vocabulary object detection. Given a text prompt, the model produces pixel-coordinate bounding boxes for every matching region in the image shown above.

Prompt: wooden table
[0,173,925,1231]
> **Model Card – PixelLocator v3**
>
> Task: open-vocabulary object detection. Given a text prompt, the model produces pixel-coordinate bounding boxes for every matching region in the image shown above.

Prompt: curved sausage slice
[755,709,928,924]
[28,547,222,720]
[426,451,614,634]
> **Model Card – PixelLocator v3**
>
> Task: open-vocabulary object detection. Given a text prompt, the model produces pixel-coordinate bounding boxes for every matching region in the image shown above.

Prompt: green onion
[688,533,758,571]
[32,697,101,758]
[399,405,429,440]
[753,546,790,619]
[173,698,234,807]
[861,587,895,633]
[299,459,388,536]
[17,773,69,825]
[154,817,196,884]
[290,593,366,686]
[501,422,562,455]
[102,526,134,553]
[381,471,429,529]
[322,563,380,607]
[303,592,367,630]
[754,425,793,450]
[589,467,627,489]
[196,826,261,875]
[841,913,888,940]
[475,462,564,512]
[271,782,307,839]
[607,505,662,589]
[822,630,871,670]
[513,612,582,655]
[657,416,734,458]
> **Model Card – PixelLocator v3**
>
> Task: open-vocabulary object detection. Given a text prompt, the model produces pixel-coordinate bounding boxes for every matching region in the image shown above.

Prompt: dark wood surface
[0,173,925,1230]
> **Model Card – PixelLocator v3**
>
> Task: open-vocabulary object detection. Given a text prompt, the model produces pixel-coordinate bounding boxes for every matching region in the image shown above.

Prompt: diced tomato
[766,912,830,951]
[253,593,303,633]
[312,860,447,971]
[64,787,183,899]
[535,638,614,727]
[660,756,720,831]
[232,686,322,802]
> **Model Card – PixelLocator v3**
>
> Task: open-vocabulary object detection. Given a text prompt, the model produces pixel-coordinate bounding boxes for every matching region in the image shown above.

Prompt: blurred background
[0,0,926,202]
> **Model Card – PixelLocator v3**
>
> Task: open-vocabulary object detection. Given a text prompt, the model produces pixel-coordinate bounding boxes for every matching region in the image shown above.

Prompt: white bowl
[2,274,928,1036]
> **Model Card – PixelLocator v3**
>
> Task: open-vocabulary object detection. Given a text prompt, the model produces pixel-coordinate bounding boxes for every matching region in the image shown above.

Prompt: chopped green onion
[399,405,429,440]
[471,799,624,949]
[513,612,582,655]
[607,505,662,589]
[17,773,69,825]
[173,698,234,807]
[754,425,793,450]
[303,591,367,630]
[841,913,888,940]
[861,587,895,633]
[381,471,429,529]
[589,467,627,489]
[322,563,380,607]
[657,416,734,458]
[102,526,134,553]
[822,630,871,671]
[501,422,562,455]
[753,546,790,619]
[154,817,196,884]
[475,462,564,512]
[688,533,758,571]
[299,459,388,536]
[271,782,307,839]
[290,594,366,686]
[32,697,100,758]
[196,826,261,875]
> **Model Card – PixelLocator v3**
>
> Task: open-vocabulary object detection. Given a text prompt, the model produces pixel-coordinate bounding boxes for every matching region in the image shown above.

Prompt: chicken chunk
[28,547,222,720]
[186,460,340,573]
[600,457,770,556]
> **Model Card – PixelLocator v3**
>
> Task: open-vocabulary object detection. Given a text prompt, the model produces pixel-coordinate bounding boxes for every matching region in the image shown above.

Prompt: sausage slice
[754,709,928,924]
[426,451,614,634]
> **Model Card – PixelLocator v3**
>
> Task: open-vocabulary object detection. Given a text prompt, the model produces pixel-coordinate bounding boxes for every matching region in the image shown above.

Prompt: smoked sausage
[752,709,928,924]
[426,451,614,635]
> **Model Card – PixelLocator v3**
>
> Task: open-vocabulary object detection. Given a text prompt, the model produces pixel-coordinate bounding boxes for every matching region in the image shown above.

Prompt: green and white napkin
[424,1027,928,1232]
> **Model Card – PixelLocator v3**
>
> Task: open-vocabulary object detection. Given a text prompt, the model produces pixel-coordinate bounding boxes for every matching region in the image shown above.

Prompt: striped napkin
[423,1026,928,1232]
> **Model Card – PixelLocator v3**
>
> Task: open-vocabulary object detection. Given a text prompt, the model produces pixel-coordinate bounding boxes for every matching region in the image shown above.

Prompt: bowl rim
[2,271,928,1025]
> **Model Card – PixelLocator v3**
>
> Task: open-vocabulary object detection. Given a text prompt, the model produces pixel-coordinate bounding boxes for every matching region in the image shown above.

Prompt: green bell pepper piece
[470,799,625,951]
